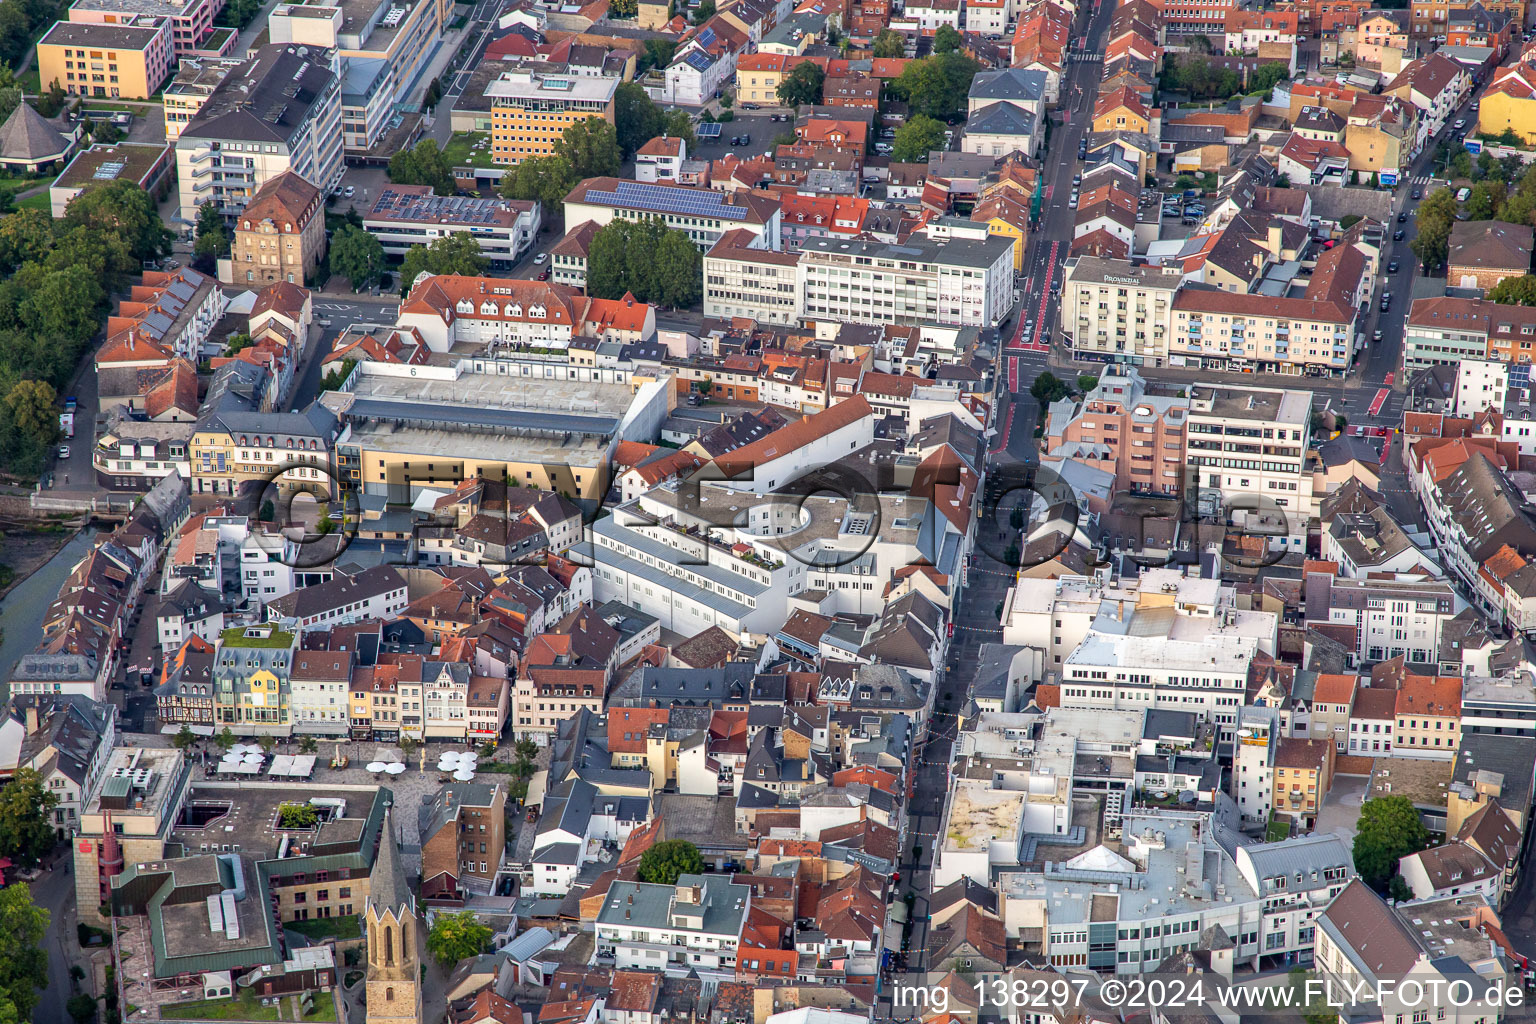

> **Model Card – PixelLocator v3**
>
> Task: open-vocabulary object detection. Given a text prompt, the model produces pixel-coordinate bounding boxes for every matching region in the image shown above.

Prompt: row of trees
[0,180,171,476]
[1161,54,1289,101]
[587,217,702,309]
[1409,187,1458,273]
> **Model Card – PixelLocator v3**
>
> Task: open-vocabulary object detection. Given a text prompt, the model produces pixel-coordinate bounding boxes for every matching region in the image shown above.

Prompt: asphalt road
[290,297,403,410]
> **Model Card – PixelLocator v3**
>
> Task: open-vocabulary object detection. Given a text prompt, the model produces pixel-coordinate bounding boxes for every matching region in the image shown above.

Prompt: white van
[1456,187,1471,202]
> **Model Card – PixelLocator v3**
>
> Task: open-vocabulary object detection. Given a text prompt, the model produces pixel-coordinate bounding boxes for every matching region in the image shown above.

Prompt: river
[0,528,97,703]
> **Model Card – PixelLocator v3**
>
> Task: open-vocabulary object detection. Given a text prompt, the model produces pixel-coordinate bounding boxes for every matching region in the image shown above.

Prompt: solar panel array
[1514,364,1532,390]
[697,122,722,138]
[583,180,749,221]
[370,188,508,226]
[94,161,126,181]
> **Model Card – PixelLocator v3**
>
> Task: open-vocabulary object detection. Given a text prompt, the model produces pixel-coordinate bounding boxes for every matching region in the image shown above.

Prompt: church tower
[364,808,422,1024]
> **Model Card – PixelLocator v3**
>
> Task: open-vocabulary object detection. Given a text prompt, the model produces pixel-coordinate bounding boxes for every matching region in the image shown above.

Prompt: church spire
[367,806,413,920]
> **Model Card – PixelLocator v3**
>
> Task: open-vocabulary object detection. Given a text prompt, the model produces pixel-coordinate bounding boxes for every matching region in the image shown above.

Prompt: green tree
[300,736,319,754]
[502,155,577,208]
[1029,371,1069,405]
[172,725,196,751]
[932,23,961,52]
[872,28,906,57]
[399,232,488,295]
[193,226,228,267]
[1489,275,1536,306]
[1465,180,1505,221]
[427,911,492,966]
[663,109,696,149]
[277,803,319,829]
[637,839,705,884]
[388,139,456,196]
[556,117,621,179]
[0,209,54,273]
[1249,61,1289,95]
[319,358,357,393]
[67,994,97,1024]
[329,225,386,291]
[1410,186,1457,272]
[653,229,702,308]
[423,77,443,111]
[615,81,665,156]
[0,769,58,867]
[777,60,825,107]
[586,220,630,299]
[639,38,678,73]
[610,0,637,15]
[892,114,946,162]
[0,885,49,1024]
[62,180,170,267]
[215,727,236,751]
[1388,875,1414,902]
[891,51,980,121]
[2,379,56,441]
[693,0,713,22]
[1352,796,1429,891]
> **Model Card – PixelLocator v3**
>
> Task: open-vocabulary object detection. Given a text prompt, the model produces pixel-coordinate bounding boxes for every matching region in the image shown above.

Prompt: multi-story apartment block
[1184,383,1315,546]
[1061,256,1183,366]
[175,44,344,220]
[70,0,235,59]
[211,623,298,735]
[1308,574,1463,665]
[421,782,506,891]
[595,875,751,984]
[703,228,801,325]
[38,16,176,99]
[479,67,617,166]
[364,187,540,266]
[564,177,782,251]
[796,233,1016,329]
[1041,367,1188,499]
[162,57,244,141]
[1234,833,1355,961]
[269,0,448,114]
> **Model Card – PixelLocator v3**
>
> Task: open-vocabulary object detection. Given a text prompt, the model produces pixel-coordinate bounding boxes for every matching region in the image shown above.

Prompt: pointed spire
[367,806,413,919]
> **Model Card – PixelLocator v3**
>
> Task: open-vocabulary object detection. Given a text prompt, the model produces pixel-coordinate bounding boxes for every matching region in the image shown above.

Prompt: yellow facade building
[485,67,618,166]
[38,16,176,99]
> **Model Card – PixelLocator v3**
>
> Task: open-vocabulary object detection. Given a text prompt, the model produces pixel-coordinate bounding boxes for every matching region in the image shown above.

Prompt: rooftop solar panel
[583,180,749,221]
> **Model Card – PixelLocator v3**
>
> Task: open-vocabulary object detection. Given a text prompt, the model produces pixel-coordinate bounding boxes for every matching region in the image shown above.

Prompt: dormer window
[481,301,498,316]
[530,304,547,319]
[456,299,474,315]
[507,303,523,318]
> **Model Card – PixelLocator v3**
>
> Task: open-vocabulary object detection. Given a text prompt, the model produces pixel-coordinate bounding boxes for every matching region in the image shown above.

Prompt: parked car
[1454,118,1466,129]
[1381,298,1390,312]
[1373,330,1383,342]
[1411,189,1422,200]
[343,185,356,198]
[58,445,69,459]
[741,102,759,109]
[533,252,548,264]
[1397,211,1408,223]
[1388,260,1399,272]
[1393,229,1405,240]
